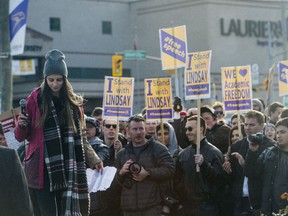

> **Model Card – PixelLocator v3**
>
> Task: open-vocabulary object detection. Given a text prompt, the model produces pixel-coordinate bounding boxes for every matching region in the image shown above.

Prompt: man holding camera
[115,115,175,216]
[223,110,275,215]
[245,117,288,215]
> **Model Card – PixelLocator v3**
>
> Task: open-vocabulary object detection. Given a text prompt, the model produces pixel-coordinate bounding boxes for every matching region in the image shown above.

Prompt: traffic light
[112,55,123,77]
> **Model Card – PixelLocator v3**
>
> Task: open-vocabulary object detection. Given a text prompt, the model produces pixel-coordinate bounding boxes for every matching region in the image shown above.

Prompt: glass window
[102,21,112,35]
[50,17,61,32]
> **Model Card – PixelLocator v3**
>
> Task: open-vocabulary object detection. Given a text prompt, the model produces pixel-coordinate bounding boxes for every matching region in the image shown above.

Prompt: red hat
[180,111,187,116]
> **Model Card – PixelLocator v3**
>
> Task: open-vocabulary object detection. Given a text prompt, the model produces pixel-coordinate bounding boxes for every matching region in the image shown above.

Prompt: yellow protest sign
[278,60,288,97]
[184,50,212,100]
[159,25,187,70]
[103,76,134,120]
[221,65,252,113]
[145,78,173,121]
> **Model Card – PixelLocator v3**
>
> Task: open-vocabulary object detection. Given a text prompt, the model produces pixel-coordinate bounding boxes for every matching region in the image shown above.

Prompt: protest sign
[0,107,22,149]
[145,78,173,121]
[159,25,187,70]
[278,60,288,97]
[184,50,212,100]
[221,65,252,113]
[266,65,275,108]
[102,76,134,120]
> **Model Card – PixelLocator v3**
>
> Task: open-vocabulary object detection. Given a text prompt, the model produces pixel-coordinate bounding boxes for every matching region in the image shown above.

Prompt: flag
[9,0,29,55]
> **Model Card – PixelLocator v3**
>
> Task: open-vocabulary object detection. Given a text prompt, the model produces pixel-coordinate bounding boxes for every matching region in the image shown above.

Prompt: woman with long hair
[227,124,246,155]
[15,49,103,216]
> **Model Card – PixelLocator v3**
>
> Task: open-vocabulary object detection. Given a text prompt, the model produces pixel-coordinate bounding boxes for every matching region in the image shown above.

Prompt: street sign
[124,50,146,60]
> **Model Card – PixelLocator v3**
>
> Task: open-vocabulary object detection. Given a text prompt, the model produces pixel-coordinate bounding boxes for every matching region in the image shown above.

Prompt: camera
[129,162,142,174]
[247,132,265,144]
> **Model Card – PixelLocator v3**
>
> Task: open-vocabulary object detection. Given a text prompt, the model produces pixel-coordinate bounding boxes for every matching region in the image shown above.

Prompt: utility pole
[282,0,288,60]
[0,0,13,113]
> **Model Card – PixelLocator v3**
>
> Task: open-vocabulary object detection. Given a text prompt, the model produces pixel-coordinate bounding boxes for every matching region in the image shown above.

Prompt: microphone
[19,99,30,126]
[19,99,27,115]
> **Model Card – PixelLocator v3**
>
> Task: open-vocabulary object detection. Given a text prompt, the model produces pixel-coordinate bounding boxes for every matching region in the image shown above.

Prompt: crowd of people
[1,49,288,216]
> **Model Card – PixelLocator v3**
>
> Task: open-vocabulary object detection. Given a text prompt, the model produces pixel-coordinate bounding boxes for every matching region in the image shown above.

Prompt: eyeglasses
[215,111,224,115]
[185,127,193,132]
[104,124,117,129]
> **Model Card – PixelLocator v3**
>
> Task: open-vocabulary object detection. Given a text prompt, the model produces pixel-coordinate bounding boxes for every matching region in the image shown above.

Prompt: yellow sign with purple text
[278,60,288,96]
[145,78,173,121]
[159,25,187,70]
[103,76,134,120]
[184,50,212,100]
[221,65,252,113]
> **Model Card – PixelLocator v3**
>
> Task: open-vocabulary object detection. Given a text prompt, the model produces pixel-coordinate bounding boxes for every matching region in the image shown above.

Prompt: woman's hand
[17,113,30,129]
[94,161,104,174]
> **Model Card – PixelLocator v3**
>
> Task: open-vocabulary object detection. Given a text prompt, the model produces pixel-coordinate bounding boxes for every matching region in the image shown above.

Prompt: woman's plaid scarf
[43,99,89,216]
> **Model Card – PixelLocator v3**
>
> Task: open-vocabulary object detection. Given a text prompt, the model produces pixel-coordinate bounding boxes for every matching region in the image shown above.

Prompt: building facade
[13,0,288,114]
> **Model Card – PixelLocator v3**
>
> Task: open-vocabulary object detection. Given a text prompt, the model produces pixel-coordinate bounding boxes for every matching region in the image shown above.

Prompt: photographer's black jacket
[174,138,223,208]
[115,138,175,212]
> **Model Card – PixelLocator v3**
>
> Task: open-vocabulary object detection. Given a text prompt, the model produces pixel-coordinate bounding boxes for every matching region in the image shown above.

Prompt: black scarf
[43,98,89,215]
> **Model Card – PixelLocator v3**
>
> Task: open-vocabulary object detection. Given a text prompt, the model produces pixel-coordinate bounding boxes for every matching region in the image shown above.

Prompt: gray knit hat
[43,49,68,78]
[252,98,264,112]
[263,123,276,134]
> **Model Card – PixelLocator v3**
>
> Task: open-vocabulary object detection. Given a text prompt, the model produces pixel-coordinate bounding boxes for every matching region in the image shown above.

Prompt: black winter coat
[206,121,231,154]
[171,118,190,149]
[0,146,33,216]
[174,138,224,207]
[100,133,128,166]
[246,145,288,215]
[243,136,276,210]
[230,136,275,210]
[229,138,249,208]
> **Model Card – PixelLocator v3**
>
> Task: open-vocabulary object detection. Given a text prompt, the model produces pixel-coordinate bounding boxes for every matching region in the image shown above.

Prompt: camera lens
[248,133,264,144]
[129,162,141,174]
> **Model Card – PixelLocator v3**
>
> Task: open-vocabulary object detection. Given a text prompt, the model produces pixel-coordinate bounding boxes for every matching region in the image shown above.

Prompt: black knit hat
[85,117,100,129]
[200,106,217,117]
[43,49,68,78]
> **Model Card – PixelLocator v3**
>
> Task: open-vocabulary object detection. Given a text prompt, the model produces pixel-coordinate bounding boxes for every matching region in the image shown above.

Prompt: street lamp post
[0,0,13,113]
[282,0,288,60]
